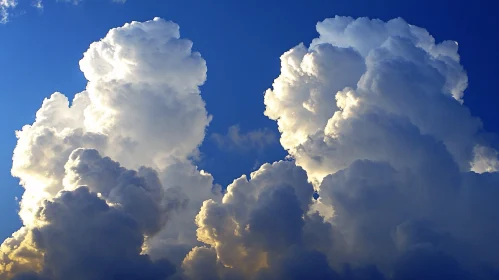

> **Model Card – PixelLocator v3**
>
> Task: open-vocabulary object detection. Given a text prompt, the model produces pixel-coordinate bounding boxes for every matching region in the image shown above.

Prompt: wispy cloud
[0,0,17,23]
[32,0,42,9]
[0,0,126,23]
[55,0,126,5]
[211,125,277,153]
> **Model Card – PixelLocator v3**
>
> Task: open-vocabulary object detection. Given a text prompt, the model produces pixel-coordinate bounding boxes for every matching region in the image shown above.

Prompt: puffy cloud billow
[2,15,499,280]
[260,16,499,279]
[1,17,219,279]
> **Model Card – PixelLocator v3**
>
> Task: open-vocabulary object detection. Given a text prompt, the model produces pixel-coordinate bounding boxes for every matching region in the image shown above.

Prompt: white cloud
[32,0,42,9]
[10,17,213,227]
[1,17,219,279]
[0,0,17,23]
[0,0,125,23]
[470,145,499,173]
[265,16,483,184]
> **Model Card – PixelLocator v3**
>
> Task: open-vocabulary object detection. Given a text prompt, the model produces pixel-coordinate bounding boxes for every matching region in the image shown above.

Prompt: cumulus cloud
[264,17,490,184]
[211,125,277,153]
[263,16,498,279]
[11,17,212,224]
[182,16,499,280]
[1,17,219,279]
[11,185,175,280]
[3,14,499,280]
[1,149,178,279]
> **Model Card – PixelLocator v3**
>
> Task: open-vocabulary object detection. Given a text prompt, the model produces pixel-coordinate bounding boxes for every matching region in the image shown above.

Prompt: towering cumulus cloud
[186,16,499,280]
[1,17,219,279]
[3,15,499,280]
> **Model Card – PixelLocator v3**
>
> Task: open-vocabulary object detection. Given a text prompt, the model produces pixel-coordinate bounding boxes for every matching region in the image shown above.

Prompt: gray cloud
[211,125,277,153]
[26,186,175,280]
[2,148,179,279]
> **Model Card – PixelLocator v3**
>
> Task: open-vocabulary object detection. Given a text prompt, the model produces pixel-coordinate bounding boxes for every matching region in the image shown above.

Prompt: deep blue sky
[0,0,498,240]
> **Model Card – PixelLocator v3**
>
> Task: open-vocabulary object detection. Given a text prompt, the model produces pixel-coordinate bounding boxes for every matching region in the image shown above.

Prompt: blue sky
[0,0,499,269]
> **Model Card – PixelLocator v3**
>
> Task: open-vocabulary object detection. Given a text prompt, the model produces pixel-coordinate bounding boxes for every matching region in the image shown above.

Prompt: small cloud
[211,125,277,153]
[55,0,83,4]
[56,0,126,4]
[0,0,17,23]
[32,0,42,9]
[0,0,126,23]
